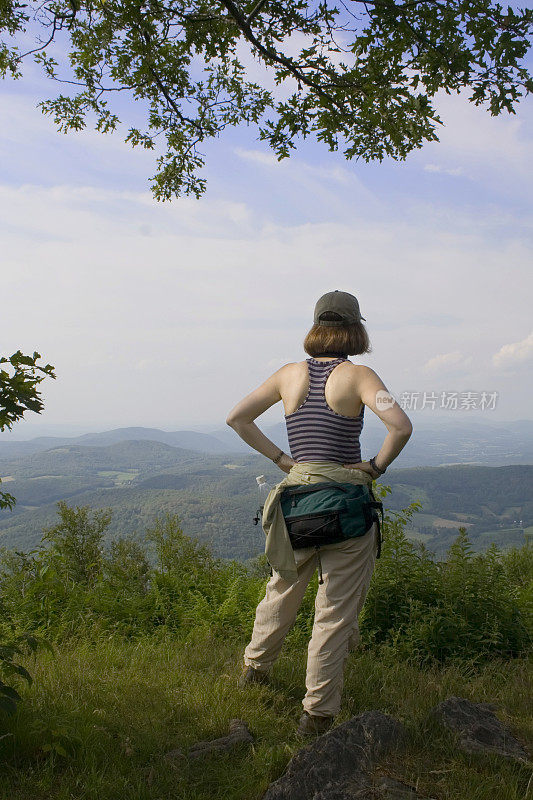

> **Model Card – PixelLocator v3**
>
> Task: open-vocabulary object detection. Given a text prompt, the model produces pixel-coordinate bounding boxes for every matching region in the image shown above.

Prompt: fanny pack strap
[367,484,384,558]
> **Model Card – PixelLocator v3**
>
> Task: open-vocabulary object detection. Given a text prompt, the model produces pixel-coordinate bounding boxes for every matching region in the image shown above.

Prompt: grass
[97,470,139,486]
[1,630,532,800]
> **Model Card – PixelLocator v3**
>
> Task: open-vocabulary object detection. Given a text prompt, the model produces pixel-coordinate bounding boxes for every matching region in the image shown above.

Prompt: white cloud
[413,90,533,192]
[423,352,474,374]
[436,91,530,163]
[236,149,280,168]
[0,71,532,430]
[0,183,253,243]
[492,331,533,369]
[236,148,355,184]
[233,149,376,219]
[424,164,464,177]
[234,147,358,184]
[1,178,531,427]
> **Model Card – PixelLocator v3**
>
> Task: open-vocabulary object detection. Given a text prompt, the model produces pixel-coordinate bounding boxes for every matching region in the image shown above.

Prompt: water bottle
[254,476,275,579]
[257,475,272,507]
[253,475,272,525]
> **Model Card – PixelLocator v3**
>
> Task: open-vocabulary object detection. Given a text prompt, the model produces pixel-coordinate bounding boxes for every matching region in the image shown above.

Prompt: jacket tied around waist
[262,461,374,584]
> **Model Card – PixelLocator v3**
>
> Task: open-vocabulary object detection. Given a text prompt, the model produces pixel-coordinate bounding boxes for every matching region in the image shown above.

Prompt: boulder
[429,696,530,763]
[262,710,407,800]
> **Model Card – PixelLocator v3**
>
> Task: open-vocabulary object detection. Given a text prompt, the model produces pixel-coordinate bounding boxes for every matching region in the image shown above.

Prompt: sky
[1,25,532,439]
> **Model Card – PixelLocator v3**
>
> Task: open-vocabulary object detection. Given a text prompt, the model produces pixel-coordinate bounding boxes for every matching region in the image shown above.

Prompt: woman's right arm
[344,366,412,476]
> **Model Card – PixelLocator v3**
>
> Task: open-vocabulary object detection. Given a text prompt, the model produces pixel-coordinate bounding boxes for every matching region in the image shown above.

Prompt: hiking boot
[238,665,270,688]
[297,711,335,737]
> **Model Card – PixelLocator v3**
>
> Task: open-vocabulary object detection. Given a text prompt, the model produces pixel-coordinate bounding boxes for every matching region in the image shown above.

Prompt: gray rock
[165,718,254,761]
[262,710,407,800]
[300,774,436,799]
[308,772,371,800]
[430,696,530,763]
[371,776,437,799]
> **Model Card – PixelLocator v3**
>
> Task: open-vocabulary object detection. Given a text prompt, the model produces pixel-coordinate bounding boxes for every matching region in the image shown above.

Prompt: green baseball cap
[314,290,366,326]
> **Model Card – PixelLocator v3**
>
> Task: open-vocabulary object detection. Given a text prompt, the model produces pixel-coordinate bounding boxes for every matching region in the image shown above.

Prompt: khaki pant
[243,520,379,718]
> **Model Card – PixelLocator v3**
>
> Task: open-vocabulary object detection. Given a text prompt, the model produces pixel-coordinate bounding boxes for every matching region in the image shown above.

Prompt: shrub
[0,501,530,668]
[362,517,532,664]
[41,502,111,586]
[0,633,52,715]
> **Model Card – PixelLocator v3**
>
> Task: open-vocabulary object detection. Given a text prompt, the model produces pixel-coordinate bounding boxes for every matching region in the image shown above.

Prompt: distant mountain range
[0,434,531,561]
[1,418,532,467]
[0,427,231,458]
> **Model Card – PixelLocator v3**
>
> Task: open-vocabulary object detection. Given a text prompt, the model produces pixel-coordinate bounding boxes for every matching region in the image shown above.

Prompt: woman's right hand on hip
[343,460,380,479]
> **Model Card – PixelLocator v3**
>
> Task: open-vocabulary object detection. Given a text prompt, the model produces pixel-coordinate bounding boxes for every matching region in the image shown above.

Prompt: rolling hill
[0,436,530,561]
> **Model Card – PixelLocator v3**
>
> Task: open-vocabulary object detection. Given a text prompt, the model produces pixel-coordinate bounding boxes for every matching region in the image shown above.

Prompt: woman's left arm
[226,366,296,473]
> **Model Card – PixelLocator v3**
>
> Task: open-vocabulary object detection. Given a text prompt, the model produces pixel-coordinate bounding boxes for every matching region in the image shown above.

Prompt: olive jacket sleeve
[261,461,373,584]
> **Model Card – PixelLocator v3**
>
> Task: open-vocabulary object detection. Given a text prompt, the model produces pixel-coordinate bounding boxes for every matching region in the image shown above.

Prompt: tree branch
[138,27,205,136]
[17,17,58,62]
[245,0,269,25]
[218,0,354,112]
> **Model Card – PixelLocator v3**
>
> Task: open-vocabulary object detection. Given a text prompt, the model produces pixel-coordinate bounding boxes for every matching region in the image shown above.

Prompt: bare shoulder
[334,361,374,377]
[277,360,308,373]
[271,361,304,383]
[344,365,389,392]
[345,364,381,380]
[276,361,303,372]
[346,363,374,372]
[332,362,371,388]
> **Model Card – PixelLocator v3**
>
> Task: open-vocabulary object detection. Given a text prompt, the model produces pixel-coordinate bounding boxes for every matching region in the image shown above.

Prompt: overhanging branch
[218,0,353,113]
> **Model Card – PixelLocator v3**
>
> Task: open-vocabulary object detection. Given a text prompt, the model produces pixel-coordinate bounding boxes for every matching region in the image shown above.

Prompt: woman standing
[226,290,413,736]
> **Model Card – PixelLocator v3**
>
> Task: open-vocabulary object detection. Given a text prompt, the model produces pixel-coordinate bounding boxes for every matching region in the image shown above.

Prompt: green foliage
[145,512,216,578]
[0,350,56,510]
[0,500,531,669]
[0,351,56,434]
[0,350,55,713]
[1,445,530,563]
[0,632,51,715]
[105,534,151,593]
[0,475,114,508]
[212,566,266,641]
[501,540,533,622]
[1,1,531,198]
[31,720,82,759]
[244,551,272,580]
[362,518,532,665]
[42,501,111,586]
[0,481,531,797]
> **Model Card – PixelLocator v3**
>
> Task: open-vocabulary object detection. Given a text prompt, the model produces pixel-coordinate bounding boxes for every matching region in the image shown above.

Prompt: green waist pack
[279,482,384,579]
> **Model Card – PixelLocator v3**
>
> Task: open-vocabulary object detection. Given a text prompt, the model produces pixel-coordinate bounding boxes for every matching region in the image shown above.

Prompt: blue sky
[1,38,532,437]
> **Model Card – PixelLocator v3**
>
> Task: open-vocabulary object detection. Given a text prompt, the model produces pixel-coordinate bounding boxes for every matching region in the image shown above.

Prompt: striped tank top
[285,357,364,464]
